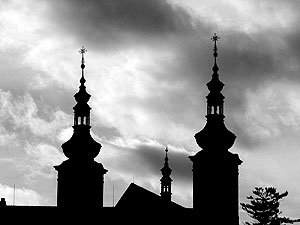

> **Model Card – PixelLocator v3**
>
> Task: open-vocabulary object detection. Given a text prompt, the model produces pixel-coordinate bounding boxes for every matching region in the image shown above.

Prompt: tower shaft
[54,47,107,209]
[189,34,242,225]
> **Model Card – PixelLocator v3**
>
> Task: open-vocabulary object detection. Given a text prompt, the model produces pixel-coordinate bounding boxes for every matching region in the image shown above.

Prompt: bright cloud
[25,143,66,169]
[0,183,42,206]
[0,89,71,138]
[235,80,300,142]
[171,0,299,33]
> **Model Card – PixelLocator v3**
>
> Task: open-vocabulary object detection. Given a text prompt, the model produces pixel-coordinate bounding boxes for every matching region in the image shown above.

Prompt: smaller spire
[161,147,171,174]
[160,147,172,201]
[164,147,169,167]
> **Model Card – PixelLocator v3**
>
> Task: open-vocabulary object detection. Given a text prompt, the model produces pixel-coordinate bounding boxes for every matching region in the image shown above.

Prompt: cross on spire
[211,33,220,61]
[211,33,220,51]
[79,46,87,83]
[164,147,169,164]
[79,46,87,64]
[210,33,220,71]
[211,33,220,42]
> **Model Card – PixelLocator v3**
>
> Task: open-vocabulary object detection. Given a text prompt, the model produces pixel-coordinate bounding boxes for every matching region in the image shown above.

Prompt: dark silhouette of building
[54,47,108,208]
[160,147,172,202]
[114,148,192,223]
[0,198,6,207]
[116,147,181,211]
[0,36,243,224]
[116,182,182,210]
[189,34,243,225]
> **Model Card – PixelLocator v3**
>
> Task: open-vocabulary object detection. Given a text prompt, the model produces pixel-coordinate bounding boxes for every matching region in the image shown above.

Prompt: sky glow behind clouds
[1,0,300,222]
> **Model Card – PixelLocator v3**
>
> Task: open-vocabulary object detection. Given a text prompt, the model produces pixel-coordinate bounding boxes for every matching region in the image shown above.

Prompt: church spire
[194,33,236,151]
[73,46,91,127]
[61,47,101,160]
[54,47,107,209]
[206,33,225,117]
[189,34,242,225]
[160,147,172,202]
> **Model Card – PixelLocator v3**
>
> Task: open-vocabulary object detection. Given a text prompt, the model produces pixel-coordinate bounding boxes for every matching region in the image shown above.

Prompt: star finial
[211,33,220,42]
[79,46,87,56]
[211,33,220,56]
[79,46,87,82]
[211,33,220,71]
[79,46,87,67]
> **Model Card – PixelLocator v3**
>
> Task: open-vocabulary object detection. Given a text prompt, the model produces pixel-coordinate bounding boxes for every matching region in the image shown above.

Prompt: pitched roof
[116,183,184,210]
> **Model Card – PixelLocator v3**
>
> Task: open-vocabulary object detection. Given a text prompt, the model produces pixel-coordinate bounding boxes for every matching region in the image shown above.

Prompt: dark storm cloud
[134,144,192,182]
[284,27,300,63]
[103,139,192,184]
[184,32,280,89]
[47,0,195,49]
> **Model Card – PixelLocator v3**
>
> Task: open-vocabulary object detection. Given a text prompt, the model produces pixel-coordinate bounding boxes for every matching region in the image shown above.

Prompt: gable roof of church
[116,183,183,210]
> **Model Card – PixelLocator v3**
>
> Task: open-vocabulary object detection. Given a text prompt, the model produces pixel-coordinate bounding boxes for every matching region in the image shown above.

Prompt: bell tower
[160,147,172,202]
[54,47,108,209]
[189,34,242,224]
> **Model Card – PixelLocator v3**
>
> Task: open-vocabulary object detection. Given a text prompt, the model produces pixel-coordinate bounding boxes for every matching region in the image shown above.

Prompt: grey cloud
[284,27,300,65]
[46,0,300,152]
[0,50,36,94]
[134,144,192,182]
[30,84,75,115]
[102,140,192,185]
[229,120,263,150]
[47,0,195,49]
[92,125,121,141]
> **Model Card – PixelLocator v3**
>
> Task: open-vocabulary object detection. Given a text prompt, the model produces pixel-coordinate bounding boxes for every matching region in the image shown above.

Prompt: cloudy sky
[1,0,300,223]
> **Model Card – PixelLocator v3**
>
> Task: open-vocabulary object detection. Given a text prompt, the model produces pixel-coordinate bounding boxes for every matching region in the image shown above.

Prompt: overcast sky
[1,0,300,223]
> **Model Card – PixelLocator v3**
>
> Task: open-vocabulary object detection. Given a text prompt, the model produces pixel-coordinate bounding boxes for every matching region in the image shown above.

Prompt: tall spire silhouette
[54,47,107,209]
[194,34,235,151]
[62,46,99,159]
[160,147,172,202]
[189,34,242,225]
[206,33,225,116]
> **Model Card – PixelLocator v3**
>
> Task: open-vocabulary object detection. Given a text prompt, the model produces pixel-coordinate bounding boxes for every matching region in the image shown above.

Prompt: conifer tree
[241,187,300,225]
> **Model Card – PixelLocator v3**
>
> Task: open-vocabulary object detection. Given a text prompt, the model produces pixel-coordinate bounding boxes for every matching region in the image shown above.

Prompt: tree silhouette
[241,187,300,225]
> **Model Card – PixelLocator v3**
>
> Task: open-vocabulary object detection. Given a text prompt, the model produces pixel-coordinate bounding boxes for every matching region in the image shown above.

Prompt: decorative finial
[161,146,171,175]
[79,46,87,66]
[79,46,87,83]
[211,33,220,42]
[211,33,220,73]
[211,33,220,56]
[164,147,169,163]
